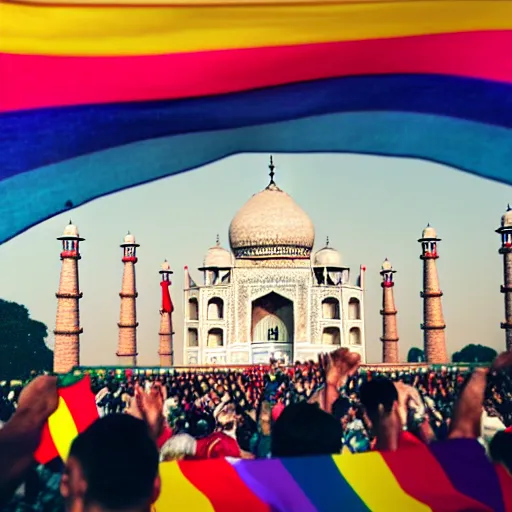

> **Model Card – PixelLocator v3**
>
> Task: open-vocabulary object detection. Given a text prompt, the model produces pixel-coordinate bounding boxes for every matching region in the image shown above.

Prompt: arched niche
[349,327,362,345]
[187,328,198,347]
[188,297,199,321]
[251,292,294,344]
[322,326,341,345]
[207,297,224,320]
[322,297,340,319]
[348,297,361,320]
[207,327,224,347]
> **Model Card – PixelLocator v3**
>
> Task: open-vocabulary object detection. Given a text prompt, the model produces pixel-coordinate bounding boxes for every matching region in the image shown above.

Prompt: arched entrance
[251,292,294,344]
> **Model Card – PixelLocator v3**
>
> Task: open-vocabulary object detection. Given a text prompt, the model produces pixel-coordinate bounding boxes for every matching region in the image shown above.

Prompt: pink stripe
[2,31,512,113]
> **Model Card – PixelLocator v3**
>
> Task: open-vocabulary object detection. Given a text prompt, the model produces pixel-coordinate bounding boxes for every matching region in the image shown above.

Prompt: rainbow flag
[34,375,99,464]
[1,0,512,243]
[155,444,512,511]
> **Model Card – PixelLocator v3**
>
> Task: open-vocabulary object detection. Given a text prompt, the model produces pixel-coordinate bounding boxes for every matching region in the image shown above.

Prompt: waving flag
[34,374,98,464]
[2,0,512,243]
[155,442,512,511]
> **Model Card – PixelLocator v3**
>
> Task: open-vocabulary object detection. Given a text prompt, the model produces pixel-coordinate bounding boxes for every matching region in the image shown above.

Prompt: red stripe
[495,465,512,511]
[59,375,98,432]
[1,30,512,113]
[381,445,492,511]
[34,421,59,465]
[178,459,270,512]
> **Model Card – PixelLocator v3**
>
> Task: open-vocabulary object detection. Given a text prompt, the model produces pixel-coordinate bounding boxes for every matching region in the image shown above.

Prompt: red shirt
[156,423,173,450]
[193,432,241,459]
[399,430,423,448]
[272,402,285,423]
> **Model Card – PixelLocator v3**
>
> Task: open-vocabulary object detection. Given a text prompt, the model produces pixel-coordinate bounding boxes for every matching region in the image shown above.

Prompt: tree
[0,299,53,380]
[452,344,497,364]
[407,347,425,363]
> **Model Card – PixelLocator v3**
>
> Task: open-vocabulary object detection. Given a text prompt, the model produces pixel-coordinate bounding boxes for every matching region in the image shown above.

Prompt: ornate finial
[426,222,430,227]
[269,155,275,185]
[216,234,220,246]
[326,236,330,247]
[127,230,131,235]
[508,204,511,212]
[69,219,73,225]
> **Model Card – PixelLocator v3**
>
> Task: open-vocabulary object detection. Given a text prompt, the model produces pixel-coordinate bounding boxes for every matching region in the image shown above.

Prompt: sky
[0,152,510,366]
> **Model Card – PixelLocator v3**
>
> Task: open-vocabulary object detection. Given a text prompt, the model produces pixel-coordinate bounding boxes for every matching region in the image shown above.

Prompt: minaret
[116,232,139,366]
[496,205,512,351]
[158,260,174,366]
[380,259,399,363]
[54,221,84,373]
[419,225,448,363]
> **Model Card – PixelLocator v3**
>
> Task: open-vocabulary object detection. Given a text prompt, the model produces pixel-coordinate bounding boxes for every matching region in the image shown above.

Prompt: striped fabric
[34,375,98,464]
[155,445,512,511]
[2,0,512,242]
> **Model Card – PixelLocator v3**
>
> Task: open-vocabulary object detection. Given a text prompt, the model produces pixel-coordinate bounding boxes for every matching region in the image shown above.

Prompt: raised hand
[492,351,512,372]
[327,348,361,385]
[16,375,59,428]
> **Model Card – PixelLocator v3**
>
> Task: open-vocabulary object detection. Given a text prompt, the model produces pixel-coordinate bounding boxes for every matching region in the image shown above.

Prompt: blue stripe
[2,74,512,178]
[1,111,511,244]
[280,456,369,511]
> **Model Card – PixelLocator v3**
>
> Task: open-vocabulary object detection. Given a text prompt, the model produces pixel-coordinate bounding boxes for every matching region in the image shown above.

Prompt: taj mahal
[183,158,366,365]
[50,156,512,374]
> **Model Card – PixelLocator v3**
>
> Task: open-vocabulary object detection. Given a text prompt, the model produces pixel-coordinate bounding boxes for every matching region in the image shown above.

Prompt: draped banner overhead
[2,0,512,243]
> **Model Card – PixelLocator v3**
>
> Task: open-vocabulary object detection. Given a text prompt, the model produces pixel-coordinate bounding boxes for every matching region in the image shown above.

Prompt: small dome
[124,232,136,244]
[421,225,437,239]
[381,259,393,271]
[63,221,79,238]
[161,260,171,271]
[501,206,512,228]
[203,238,233,268]
[314,238,342,267]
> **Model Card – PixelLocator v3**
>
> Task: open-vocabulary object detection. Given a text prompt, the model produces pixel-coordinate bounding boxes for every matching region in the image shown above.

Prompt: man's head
[60,414,160,512]
[271,402,343,458]
[214,401,237,433]
[359,377,401,434]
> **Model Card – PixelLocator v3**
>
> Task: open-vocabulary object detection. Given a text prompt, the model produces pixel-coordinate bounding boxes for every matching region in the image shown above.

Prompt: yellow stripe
[332,451,431,511]
[1,0,462,5]
[2,1,512,56]
[155,462,215,512]
[48,396,79,462]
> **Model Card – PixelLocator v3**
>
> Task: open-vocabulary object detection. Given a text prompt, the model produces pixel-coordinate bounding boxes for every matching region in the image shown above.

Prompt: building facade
[183,160,366,365]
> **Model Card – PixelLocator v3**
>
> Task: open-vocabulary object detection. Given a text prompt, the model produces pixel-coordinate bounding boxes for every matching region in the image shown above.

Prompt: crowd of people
[0,349,511,511]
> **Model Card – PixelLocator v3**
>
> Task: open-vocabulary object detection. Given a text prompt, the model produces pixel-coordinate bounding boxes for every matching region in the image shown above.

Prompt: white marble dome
[229,182,315,259]
[63,221,79,238]
[314,240,342,267]
[204,241,233,268]
[501,206,512,228]
[124,232,136,244]
[421,225,438,239]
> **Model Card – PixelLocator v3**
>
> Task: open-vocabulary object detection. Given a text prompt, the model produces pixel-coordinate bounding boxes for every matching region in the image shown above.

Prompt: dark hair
[359,378,398,416]
[68,414,159,510]
[271,402,342,457]
[489,431,512,472]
